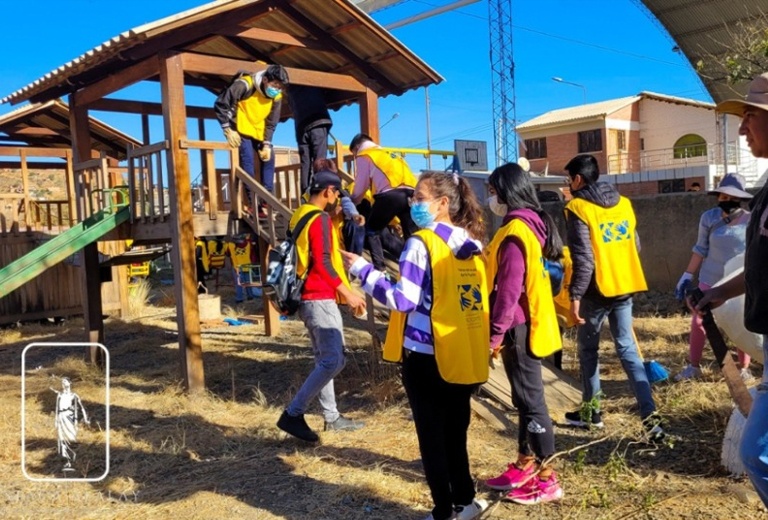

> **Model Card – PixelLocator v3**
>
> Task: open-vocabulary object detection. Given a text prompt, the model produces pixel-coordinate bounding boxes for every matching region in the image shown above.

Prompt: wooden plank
[0,146,70,158]
[68,91,104,366]
[216,26,325,50]
[89,97,215,119]
[205,150,218,219]
[470,396,516,432]
[257,236,279,337]
[179,53,367,93]
[78,56,160,107]
[160,52,205,393]
[360,88,380,143]
[20,150,30,230]
[180,139,231,151]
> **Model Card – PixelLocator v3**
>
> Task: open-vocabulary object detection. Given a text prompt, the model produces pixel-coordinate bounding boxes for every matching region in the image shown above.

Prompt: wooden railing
[274,163,303,211]
[233,165,292,247]
[28,199,71,231]
[127,141,170,223]
[73,154,110,220]
[180,140,237,219]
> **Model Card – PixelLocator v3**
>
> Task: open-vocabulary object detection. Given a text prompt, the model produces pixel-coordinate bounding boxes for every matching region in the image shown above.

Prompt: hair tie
[452,172,459,185]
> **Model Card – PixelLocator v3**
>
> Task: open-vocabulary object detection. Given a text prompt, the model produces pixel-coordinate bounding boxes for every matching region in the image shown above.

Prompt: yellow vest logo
[599,220,631,243]
[458,284,484,311]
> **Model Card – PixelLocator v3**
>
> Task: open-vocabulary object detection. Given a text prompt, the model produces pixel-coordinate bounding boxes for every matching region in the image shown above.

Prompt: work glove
[258,141,272,162]
[675,272,694,301]
[223,127,241,149]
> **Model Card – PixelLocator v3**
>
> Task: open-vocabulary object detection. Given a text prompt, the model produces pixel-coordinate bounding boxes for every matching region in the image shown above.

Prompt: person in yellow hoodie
[276,170,367,443]
[349,133,418,270]
[343,172,490,520]
[214,64,289,205]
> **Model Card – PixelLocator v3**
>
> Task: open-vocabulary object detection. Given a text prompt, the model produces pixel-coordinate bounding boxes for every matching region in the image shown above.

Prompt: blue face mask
[265,86,281,99]
[410,201,435,228]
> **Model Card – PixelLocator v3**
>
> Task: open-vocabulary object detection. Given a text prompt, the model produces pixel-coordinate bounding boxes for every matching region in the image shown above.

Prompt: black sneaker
[642,412,665,441]
[277,411,319,442]
[565,409,605,429]
[324,415,365,432]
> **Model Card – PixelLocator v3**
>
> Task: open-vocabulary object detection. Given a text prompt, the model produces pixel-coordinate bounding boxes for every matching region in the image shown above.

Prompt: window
[578,129,602,153]
[616,130,626,151]
[673,134,707,159]
[525,137,547,159]
[658,179,686,193]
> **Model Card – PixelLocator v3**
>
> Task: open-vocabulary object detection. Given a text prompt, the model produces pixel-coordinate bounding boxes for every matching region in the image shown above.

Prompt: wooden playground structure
[0,0,442,392]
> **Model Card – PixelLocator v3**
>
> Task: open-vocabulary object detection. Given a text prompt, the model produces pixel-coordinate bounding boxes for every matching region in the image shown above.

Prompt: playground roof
[0,0,443,109]
[639,0,768,103]
[0,100,141,160]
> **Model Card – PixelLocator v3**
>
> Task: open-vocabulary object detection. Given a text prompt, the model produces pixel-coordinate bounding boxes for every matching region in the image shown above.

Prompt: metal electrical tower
[488,0,517,167]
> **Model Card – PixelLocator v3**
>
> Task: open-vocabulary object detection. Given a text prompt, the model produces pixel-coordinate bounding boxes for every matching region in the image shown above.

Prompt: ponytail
[419,172,486,242]
[536,209,564,261]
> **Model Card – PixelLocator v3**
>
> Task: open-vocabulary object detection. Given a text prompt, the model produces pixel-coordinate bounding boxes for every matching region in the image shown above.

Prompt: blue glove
[675,272,694,301]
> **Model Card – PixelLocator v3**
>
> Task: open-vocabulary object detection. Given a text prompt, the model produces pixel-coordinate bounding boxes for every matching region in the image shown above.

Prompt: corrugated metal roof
[516,96,640,131]
[0,100,140,160]
[1,0,442,107]
[638,0,768,103]
[639,91,715,110]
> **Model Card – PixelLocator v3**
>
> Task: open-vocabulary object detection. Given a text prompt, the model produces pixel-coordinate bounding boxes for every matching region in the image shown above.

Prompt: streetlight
[381,112,400,129]
[552,77,587,104]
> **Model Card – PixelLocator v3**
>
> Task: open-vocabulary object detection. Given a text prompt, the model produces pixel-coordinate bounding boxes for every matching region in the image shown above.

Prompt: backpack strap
[288,210,323,240]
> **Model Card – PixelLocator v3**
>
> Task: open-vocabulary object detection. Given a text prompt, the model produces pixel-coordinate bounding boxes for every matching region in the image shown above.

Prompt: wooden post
[258,236,280,336]
[20,150,31,231]
[65,149,76,225]
[359,87,380,142]
[160,52,205,393]
[69,92,104,366]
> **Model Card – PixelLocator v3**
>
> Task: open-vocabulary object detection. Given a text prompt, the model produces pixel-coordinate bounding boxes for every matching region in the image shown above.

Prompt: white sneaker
[740,368,755,382]
[674,364,702,382]
[454,498,488,520]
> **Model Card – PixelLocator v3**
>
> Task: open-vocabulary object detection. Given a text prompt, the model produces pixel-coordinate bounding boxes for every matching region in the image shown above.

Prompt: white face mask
[488,195,508,217]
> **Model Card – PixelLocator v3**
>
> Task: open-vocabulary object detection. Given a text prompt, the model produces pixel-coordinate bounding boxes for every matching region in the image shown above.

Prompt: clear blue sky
[0,0,708,173]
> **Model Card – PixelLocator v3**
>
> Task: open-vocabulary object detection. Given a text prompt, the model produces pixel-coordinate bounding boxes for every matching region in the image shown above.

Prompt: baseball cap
[708,173,752,199]
[310,170,342,192]
[717,72,768,116]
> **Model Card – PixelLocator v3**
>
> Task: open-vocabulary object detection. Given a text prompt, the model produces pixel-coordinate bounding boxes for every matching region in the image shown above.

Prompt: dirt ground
[1,288,767,520]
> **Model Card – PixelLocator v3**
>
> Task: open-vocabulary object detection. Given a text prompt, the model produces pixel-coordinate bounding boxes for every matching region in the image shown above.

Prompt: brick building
[516,92,768,197]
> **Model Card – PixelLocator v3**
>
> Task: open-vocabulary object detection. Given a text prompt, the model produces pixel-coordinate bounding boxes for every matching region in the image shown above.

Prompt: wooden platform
[480,358,582,417]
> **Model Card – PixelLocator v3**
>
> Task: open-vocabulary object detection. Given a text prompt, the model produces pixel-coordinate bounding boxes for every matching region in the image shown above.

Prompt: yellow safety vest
[383,229,490,385]
[195,239,210,272]
[553,246,577,329]
[235,75,281,141]
[486,219,562,357]
[226,239,252,268]
[565,196,647,297]
[290,203,351,301]
[207,239,226,270]
[357,148,418,194]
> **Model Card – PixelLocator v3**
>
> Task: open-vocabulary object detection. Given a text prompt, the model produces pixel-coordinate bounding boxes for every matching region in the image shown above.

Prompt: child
[343,172,489,520]
[484,162,565,504]
[276,169,367,442]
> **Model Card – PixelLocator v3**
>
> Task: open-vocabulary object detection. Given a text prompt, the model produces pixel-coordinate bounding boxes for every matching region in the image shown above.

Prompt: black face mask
[324,198,339,213]
[718,200,741,214]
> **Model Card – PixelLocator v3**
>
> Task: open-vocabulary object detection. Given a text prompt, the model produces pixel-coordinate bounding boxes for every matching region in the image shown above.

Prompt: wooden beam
[12,127,60,137]
[360,88,380,143]
[179,53,368,93]
[160,52,205,394]
[0,147,70,158]
[78,56,160,107]
[279,2,395,93]
[89,98,216,119]
[68,91,105,366]
[0,160,69,170]
[216,26,325,50]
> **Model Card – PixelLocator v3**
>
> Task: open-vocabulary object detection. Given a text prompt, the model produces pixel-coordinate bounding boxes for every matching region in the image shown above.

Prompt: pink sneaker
[485,462,536,490]
[505,474,563,505]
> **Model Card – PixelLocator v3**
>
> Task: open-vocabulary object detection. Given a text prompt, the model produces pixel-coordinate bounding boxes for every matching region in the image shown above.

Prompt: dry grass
[1,298,767,520]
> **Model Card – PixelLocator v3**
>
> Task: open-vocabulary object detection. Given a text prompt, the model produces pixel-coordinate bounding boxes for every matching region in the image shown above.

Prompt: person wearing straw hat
[674,173,754,382]
[696,72,768,506]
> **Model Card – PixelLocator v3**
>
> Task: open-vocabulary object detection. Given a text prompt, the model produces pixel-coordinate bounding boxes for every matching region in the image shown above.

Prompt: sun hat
[708,173,752,199]
[717,72,768,116]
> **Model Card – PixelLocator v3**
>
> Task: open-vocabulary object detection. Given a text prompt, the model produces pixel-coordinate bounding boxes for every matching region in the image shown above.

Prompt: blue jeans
[287,300,346,423]
[740,336,768,506]
[577,296,656,418]
[239,137,275,193]
[234,268,260,302]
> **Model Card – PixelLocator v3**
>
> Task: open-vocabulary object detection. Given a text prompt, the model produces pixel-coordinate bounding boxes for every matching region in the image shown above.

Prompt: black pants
[367,188,416,270]
[402,350,476,520]
[298,125,330,193]
[501,322,555,460]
